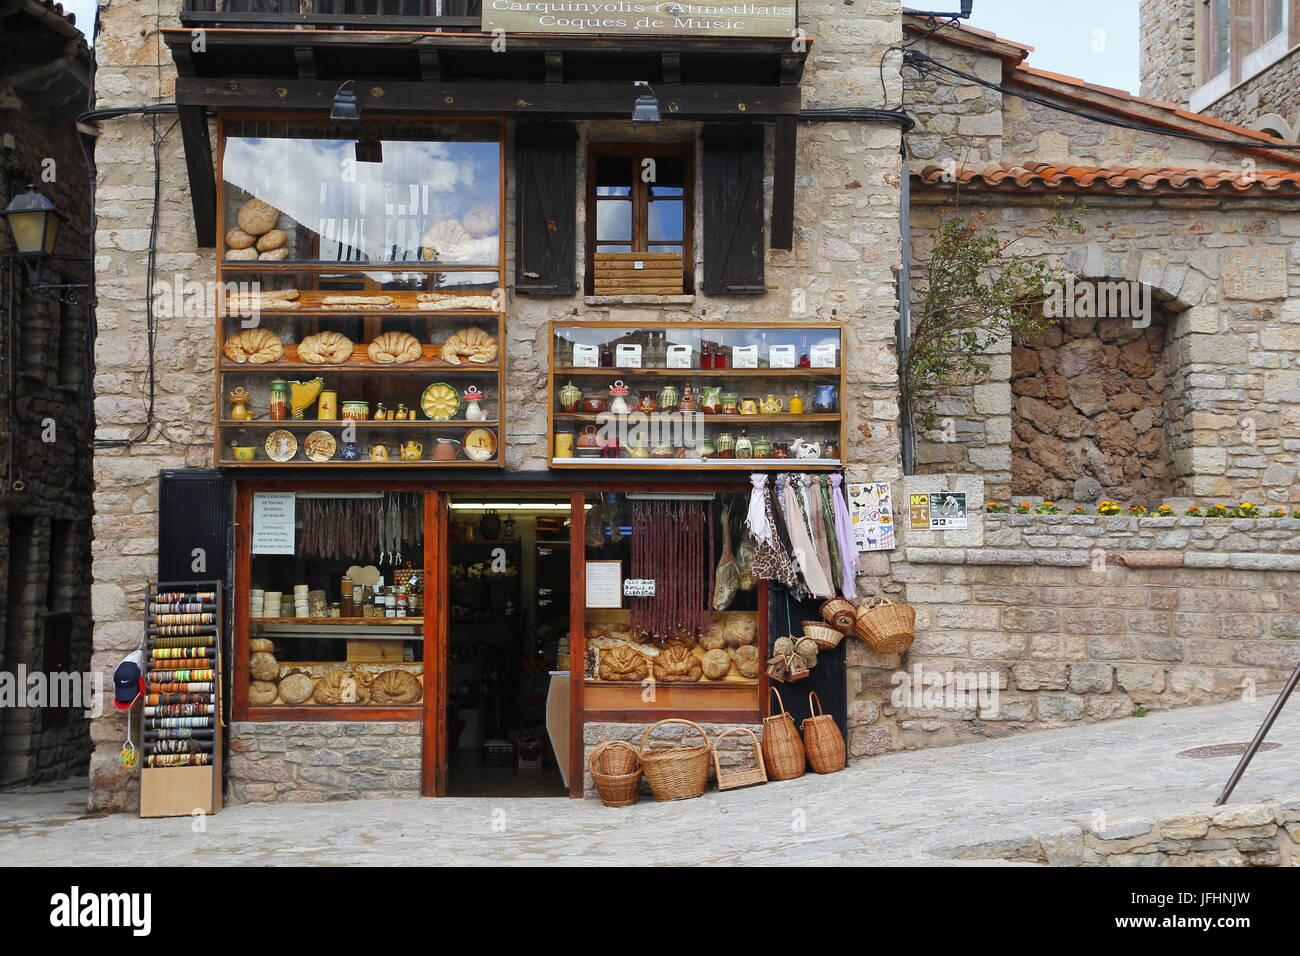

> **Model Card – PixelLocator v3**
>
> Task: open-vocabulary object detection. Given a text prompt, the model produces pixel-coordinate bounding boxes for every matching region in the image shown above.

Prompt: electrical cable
[903,47,1300,151]
[799,107,916,131]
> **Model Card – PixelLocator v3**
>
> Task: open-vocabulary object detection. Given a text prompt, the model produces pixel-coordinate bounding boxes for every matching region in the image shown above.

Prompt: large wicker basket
[589,740,642,807]
[638,719,711,802]
[761,687,806,781]
[801,692,846,774]
[853,596,916,654]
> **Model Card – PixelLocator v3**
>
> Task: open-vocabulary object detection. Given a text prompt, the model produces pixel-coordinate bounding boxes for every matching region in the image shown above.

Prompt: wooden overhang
[163,26,809,247]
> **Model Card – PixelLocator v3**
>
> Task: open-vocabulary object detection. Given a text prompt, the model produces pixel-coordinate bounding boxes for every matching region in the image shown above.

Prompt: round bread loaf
[237,197,280,235]
[249,651,279,681]
[248,681,278,705]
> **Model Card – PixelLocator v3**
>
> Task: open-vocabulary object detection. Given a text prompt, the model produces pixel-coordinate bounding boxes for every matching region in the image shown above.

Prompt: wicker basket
[853,596,916,654]
[711,727,768,791]
[820,597,857,633]
[761,687,806,781]
[638,718,711,801]
[802,620,844,650]
[589,741,642,807]
[801,692,846,774]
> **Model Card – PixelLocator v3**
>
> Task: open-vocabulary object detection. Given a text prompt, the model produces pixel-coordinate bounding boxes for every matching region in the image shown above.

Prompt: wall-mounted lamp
[632,80,661,124]
[331,80,361,122]
[0,183,88,304]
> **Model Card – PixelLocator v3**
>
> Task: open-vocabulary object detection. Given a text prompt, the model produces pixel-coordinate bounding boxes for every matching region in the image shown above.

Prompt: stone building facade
[0,0,96,786]
[82,6,1300,810]
[1140,0,1300,139]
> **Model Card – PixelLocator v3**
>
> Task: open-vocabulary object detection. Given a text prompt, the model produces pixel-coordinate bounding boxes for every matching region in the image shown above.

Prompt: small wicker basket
[711,727,768,791]
[820,597,857,632]
[802,620,844,650]
[589,740,642,807]
[853,596,916,654]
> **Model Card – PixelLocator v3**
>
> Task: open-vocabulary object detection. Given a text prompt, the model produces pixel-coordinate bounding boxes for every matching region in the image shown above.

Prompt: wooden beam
[771,114,796,250]
[661,52,681,85]
[177,106,217,248]
[175,76,803,117]
[293,46,318,80]
[418,48,442,81]
[779,54,804,85]
[545,52,564,84]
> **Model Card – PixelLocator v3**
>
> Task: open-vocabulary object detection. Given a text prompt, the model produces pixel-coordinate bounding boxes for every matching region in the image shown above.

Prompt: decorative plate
[264,429,298,462]
[303,430,337,462]
[421,382,460,420]
[463,428,497,462]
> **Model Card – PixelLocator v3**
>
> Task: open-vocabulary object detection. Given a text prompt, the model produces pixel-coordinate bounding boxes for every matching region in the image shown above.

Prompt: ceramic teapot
[399,440,423,461]
[367,443,390,461]
[433,438,462,461]
[228,387,254,421]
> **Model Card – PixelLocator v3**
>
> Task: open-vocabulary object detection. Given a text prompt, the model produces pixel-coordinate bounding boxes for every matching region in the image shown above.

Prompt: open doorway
[444,494,572,798]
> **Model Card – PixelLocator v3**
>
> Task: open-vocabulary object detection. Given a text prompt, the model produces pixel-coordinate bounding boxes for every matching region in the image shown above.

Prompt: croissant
[440,326,497,365]
[369,669,422,704]
[298,331,354,365]
[419,218,471,260]
[312,669,371,705]
[223,328,284,365]
[652,645,703,682]
[367,331,422,365]
[598,646,649,682]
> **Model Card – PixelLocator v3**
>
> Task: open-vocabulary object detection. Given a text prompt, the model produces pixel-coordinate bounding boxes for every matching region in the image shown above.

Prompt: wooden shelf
[221,420,501,428]
[219,459,500,468]
[554,412,838,423]
[551,367,840,377]
[221,344,498,373]
[550,458,842,469]
[223,309,501,321]
[219,261,499,274]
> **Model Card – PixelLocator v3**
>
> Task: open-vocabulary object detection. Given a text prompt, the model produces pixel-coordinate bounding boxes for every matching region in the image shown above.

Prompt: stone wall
[910,190,1300,503]
[1138,0,1200,108]
[1207,47,1300,137]
[1012,315,1172,503]
[583,720,765,798]
[227,722,423,803]
[0,24,95,786]
[838,474,1300,759]
[87,0,906,810]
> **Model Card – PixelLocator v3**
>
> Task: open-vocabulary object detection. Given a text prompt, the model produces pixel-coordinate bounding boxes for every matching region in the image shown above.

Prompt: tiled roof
[912,161,1300,194]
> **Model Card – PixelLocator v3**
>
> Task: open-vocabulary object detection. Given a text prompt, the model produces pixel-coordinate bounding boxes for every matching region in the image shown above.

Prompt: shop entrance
[442,494,572,798]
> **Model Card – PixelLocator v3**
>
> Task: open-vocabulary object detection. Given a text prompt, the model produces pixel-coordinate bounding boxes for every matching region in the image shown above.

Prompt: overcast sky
[965,1,1141,94]
[61,1,1143,96]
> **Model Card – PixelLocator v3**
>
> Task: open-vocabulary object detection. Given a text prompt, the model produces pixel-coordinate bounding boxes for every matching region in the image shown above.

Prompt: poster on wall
[847,482,896,552]
[481,2,798,38]
[908,492,968,531]
[252,492,296,555]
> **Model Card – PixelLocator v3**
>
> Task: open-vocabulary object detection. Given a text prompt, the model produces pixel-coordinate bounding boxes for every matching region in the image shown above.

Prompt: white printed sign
[252,492,296,555]
[585,561,623,609]
[847,482,895,552]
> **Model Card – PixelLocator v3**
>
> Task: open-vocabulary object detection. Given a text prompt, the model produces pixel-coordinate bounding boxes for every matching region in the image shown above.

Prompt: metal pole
[1214,660,1300,805]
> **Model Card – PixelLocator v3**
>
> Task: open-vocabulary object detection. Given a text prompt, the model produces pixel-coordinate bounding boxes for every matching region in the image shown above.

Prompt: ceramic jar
[699,386,723,414]
[228,387,254,421]
[558,380,582,413]
[608,380,631,415]
[658,384,679,411]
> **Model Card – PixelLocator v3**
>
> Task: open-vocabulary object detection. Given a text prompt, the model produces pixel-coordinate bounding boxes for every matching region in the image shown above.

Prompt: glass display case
[549,321,844,469]
[216,118,504,467]
[244,492,425,711]
[580,492,764,714]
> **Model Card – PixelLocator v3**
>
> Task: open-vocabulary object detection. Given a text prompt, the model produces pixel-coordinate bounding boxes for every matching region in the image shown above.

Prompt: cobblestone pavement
[2,697,1298,865]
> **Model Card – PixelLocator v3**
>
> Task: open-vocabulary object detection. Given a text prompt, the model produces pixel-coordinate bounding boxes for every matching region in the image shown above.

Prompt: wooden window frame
[584,142,694,296]
[1200,0,1299,84]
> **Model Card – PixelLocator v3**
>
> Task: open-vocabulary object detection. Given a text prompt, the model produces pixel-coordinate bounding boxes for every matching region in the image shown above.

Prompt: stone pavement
[2,697,1298,865]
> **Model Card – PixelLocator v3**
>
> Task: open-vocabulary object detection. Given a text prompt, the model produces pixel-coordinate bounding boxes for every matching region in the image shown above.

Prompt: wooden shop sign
[482,2,798,38]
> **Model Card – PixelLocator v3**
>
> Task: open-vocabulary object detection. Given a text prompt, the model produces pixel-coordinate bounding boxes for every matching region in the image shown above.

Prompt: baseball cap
[113,649,145,711]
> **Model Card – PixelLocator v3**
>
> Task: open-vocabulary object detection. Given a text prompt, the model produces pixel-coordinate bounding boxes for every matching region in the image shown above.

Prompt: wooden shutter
[515,122,578,296]
[702,124,766,295]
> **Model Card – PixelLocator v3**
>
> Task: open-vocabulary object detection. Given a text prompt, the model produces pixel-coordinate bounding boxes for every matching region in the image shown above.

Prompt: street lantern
[632,81,661,124]
[0,184,66,285]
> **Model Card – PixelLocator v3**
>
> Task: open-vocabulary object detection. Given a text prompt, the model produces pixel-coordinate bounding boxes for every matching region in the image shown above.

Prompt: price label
[616,344,642,368]
[810,343,838,368]
[573,344,599,368]
[623,578,656,597]
[769,344,796,369]
[732,345,758,369]
[666,344,692,368]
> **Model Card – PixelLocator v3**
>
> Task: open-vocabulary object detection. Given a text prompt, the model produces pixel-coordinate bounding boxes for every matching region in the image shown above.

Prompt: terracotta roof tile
[912,161,1300,195]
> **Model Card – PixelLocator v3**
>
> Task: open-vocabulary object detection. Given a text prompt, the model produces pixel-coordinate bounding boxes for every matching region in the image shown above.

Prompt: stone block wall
[840,474,1300,759]
[1206,48,1300,138]
[1138,0,1201,109]
[583,720,765,798]
[227,722,423,804]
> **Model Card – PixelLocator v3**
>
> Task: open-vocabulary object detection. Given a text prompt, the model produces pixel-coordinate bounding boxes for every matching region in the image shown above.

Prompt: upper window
[585,143,693,296]
[221,119,501,267]
[1205,0,1231,77]
[1201,0,1292,82]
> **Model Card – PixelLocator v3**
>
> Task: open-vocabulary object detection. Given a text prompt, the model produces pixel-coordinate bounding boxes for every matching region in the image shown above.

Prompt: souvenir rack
[139,580,224,817]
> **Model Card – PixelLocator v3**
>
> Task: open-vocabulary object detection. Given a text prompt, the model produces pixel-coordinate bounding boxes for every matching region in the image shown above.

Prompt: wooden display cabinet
[548,320,846,470]
[214,114,505,468]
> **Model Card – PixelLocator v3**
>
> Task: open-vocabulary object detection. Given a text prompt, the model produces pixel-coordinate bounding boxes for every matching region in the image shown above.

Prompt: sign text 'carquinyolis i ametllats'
[482,2,798,38]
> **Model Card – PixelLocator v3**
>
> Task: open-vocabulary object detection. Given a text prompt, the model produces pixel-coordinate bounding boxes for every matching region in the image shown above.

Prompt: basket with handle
[588,740,642,807]
[711,727,768,791]
[802,620,844,650]
[820,597,857,633]
[638,718,711,801]
[853,596,916,654]
[801,692,846,774]
[760,687,806,781]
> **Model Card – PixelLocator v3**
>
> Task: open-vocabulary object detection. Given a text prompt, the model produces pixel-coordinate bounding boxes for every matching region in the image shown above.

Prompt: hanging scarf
[784,475,833,598]
[745,473,773,548]
[802,475,837,598]
[748,475,800,590]
[829,474,860,599]
[766,477,806,596]
[818,475,843,594]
